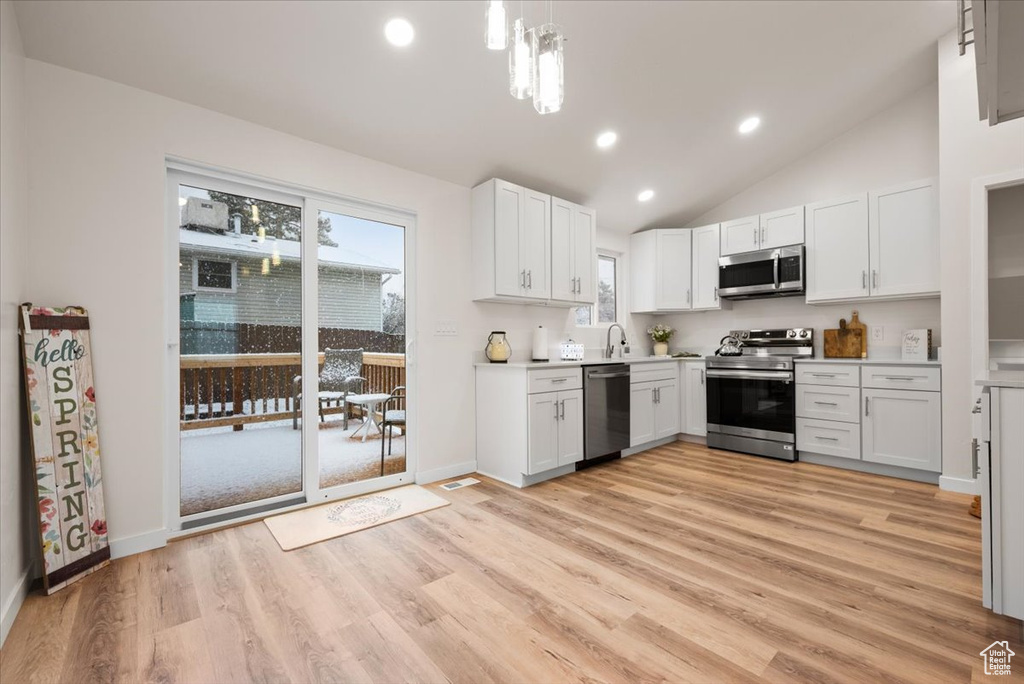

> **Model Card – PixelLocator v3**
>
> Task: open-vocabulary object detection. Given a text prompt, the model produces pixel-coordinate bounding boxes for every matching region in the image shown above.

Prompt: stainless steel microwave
[718,245,804,300]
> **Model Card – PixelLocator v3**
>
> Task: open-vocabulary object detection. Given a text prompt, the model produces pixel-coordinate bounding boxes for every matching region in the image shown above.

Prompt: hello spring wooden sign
[19,304,110,593]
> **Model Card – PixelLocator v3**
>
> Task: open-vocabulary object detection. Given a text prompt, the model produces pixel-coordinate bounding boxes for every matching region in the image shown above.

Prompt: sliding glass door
[167,168,414,530]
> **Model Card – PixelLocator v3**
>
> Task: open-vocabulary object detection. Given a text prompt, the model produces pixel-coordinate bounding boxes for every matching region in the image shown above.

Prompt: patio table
[345,393,390,441]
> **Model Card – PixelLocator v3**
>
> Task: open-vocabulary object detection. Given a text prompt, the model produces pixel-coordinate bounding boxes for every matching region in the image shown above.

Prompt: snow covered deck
[180,415,405,516]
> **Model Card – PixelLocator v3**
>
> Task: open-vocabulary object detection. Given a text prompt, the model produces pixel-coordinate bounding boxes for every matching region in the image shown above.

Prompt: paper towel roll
[532,325,549,362]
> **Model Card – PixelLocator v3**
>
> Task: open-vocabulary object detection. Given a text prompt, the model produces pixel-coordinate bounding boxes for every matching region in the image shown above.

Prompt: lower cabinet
[861,388,941,472]
[682,361,707,436]
[630,380,679,447]
[528,389,583,475]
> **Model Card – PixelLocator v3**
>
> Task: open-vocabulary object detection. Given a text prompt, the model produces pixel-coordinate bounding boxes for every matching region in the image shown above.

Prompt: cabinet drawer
[528,368,582,394]
[631,362,678,384]
[795,364,860,387]
[797,418,861,460]
[796,385,860,423]
[861,365,940,392]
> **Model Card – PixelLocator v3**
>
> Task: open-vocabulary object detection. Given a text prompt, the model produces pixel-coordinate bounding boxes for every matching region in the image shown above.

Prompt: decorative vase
[653,342,669,356]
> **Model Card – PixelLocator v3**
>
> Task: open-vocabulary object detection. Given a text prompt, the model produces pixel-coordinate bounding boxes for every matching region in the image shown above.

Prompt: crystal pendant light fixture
[509,18,534,99]
[486,1,508,50]
[530,23,563,115]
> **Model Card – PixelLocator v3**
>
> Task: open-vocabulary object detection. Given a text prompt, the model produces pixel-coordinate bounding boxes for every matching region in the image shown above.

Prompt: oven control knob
[799,330,809,338]
[787,330,796,338]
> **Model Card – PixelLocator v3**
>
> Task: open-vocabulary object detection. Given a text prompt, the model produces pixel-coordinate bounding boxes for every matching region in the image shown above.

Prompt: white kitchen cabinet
[691,224,724,310]
[759,205,805,250]
[868,179,939,299]
[807,180,938,304]
[862,388,941,472]
[721,215,760,256]
[632,227,724,313]
[806,193,870,303]
[654,379,680,439]
[476,366,583,487]
[472,178,551,302]
[682,361,707,436]
[551,197,596,304]
[630,382,657,447]
[656,229,693,310]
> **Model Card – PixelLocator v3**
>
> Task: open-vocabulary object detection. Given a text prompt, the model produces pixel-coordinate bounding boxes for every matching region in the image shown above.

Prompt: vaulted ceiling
[14,1,954,232]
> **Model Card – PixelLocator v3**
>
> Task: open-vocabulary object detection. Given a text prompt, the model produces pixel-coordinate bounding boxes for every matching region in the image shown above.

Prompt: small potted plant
[648,324,674,357]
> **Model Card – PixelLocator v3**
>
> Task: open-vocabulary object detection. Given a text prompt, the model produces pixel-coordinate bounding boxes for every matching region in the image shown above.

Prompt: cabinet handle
[560,399,565,420]
[520,270,526,288]
[862,270,867,289]
[527,270,533,289]
[572,277,577,294]
[551,377,568,383]
[971,438,980,478]
[714,286,719,301]
[700,369,705,385]
[554,402,559,420]
[810,373,837,378]
[686,289,691,304]
[815,435,839,442]
[884,376,916,381]
[753,227,758,244]
[760,226,765,244]
[576,276,581,293]
[813,401,839,406]
[872,270,878,288]
[865,397,870,416]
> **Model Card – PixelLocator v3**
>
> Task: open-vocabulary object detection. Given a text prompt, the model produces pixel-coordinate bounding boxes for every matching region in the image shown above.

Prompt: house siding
[180,249,384,330]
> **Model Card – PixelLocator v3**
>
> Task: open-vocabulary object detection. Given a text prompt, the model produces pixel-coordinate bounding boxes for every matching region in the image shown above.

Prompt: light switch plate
[434,320,458,336]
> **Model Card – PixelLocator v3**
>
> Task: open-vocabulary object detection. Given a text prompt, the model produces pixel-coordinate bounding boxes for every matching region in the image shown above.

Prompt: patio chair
[380,385,406,474]
[292,348,366,430]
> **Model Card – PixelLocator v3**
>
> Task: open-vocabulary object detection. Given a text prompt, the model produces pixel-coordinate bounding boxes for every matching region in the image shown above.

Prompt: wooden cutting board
[824,324,864,358]
[848,310,868,358]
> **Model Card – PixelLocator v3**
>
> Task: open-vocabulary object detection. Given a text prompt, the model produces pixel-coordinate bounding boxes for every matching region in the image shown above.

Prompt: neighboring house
[179,226,399,331]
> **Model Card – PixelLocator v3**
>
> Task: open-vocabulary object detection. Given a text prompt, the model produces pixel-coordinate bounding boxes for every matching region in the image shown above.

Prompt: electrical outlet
[433,320,458,336]
[871,326,884,342]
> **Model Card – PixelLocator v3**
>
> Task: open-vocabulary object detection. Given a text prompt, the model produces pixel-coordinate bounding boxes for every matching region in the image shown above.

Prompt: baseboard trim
[416,460,477,486]
[109,528,168,559]
[1,565,31,648]
[623,436,677,457]
[799,452,939,484]
[939,475,979,495]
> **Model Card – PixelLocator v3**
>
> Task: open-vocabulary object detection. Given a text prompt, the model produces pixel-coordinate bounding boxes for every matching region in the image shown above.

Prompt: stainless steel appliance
[718,245,804,300]
[706,328,813,461]
[583,364,631,462]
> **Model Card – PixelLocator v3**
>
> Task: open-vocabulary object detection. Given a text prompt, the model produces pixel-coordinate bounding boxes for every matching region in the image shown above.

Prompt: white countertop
[976,370,1024,389]
[795,357,941,366]
[474,355,707,369]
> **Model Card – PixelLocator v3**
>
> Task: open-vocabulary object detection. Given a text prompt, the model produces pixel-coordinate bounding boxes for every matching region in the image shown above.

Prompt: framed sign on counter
[19,304,110,593]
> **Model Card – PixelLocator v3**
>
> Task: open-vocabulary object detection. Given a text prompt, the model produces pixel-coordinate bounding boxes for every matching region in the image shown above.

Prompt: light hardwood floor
[2,442,1022,683]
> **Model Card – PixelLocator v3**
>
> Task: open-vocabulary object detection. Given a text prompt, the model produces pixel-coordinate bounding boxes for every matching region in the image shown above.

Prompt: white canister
[532,325,549,362]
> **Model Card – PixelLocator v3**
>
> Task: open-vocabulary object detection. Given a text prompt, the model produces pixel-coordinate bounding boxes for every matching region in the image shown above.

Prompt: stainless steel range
[706,328,813,461]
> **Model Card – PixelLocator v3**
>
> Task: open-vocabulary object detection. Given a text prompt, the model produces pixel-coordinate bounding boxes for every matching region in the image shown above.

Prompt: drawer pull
[813,401,839,406]
[810,373,837,377]
[550,378,568,383]
[883,376,916,381]
[815,436,839,441]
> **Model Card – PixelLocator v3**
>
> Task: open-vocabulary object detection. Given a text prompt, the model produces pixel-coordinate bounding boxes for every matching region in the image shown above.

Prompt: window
[193,258,237,292]
[574,252,618,326]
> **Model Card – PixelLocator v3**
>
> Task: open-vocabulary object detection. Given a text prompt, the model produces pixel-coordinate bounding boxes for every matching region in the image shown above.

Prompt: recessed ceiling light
[638,189,655,202]
[596,131,618,149]
[738,116,761,134]
[384,18,414,47]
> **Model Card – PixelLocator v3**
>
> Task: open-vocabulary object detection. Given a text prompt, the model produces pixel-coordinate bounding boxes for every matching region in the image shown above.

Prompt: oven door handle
[705,370,793,381]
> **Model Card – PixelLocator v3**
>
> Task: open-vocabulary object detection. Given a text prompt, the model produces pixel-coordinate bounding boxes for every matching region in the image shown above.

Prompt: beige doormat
[264,485,449,551]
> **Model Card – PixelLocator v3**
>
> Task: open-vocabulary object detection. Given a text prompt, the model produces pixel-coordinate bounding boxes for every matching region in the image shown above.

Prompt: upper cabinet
[551,197,596,304]
[473,179,597,305]
[807,179,938,304]
[630,225,724,313]
[721,207,805,256]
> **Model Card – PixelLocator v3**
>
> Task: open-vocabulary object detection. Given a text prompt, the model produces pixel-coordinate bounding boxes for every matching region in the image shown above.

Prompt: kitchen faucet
[605,323,628,359]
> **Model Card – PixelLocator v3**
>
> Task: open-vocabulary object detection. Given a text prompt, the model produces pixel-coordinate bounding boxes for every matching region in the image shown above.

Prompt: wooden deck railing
[179,352,405,431]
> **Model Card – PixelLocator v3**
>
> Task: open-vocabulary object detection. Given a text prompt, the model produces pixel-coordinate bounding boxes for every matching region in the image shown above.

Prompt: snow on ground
[180,416,405,516]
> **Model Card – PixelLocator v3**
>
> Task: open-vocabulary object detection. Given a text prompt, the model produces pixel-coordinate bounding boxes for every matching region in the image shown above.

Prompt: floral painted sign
[19,304,109,594]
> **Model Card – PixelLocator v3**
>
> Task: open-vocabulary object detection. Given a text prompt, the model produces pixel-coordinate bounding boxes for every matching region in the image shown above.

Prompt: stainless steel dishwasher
[583,364,631,462]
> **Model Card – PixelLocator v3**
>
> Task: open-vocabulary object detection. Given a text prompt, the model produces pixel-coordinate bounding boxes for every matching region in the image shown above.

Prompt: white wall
[657,81,941,356]
[938,31,1024,484]
[21,59,629,555]
[0,0,31,646]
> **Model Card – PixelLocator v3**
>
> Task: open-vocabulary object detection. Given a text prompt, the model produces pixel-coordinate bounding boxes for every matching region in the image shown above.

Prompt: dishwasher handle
[587,370,631,379]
